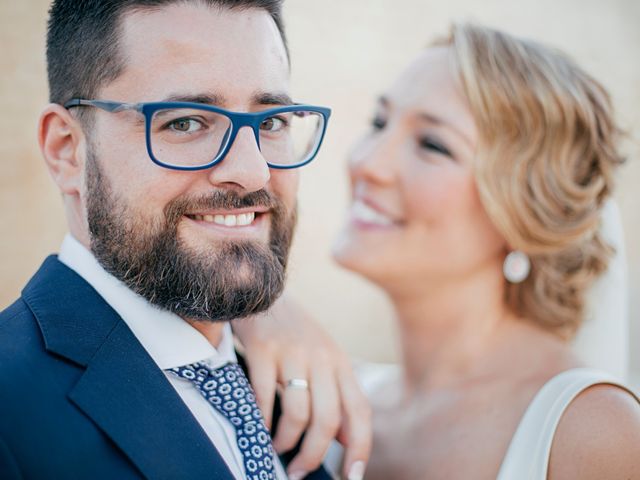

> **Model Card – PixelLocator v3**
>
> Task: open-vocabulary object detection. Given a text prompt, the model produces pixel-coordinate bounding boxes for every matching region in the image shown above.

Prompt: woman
[240,23,640,479]
[334,23,640,478]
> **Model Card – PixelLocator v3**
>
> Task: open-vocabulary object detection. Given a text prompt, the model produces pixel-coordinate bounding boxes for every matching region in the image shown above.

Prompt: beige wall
[1,1,639,376]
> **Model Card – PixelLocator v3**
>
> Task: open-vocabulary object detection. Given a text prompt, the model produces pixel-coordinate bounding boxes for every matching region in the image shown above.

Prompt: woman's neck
[385,266,518,393]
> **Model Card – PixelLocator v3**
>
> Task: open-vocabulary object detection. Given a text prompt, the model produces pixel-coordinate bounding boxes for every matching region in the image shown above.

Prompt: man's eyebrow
[161,93,227,105]
[158,92,294,107]
[252,92,294,106]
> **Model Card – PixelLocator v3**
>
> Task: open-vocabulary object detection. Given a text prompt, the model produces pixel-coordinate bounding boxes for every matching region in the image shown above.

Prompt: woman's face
[333,47,506,288]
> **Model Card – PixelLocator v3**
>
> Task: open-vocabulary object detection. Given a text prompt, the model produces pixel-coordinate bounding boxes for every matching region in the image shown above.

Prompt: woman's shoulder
[498,367,640,480]
[548,379,640,480]
[353,360,402,395]
[351,360,409,411]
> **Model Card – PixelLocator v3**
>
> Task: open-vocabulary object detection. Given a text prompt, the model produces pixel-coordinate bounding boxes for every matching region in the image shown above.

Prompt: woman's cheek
[402,165,473,224]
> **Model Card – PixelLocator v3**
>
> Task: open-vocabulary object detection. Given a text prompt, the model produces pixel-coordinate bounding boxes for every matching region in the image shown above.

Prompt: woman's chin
[332,233,386,281]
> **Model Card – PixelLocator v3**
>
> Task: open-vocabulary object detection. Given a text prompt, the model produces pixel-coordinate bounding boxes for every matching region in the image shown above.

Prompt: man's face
[82,3,298,321]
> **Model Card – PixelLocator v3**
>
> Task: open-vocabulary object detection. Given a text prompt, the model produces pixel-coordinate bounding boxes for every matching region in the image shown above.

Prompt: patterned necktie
[170,362,276,480]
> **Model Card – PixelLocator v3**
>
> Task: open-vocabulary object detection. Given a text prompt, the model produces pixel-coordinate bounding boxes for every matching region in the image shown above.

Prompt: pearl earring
[503,250,531,283]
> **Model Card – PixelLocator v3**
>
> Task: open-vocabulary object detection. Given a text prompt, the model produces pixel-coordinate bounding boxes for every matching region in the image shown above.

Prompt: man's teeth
[351,200,394,226]
[192,212,256,226]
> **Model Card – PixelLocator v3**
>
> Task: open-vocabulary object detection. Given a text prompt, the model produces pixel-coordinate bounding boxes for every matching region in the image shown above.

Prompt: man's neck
[186,319,226,348]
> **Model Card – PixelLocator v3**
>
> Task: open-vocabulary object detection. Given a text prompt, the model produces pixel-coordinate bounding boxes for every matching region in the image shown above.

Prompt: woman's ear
[38,104,87,195]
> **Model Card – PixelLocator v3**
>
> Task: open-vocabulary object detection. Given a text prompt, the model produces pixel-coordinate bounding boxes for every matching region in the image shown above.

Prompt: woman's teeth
[191,212,256,227]
[351,200,395,226]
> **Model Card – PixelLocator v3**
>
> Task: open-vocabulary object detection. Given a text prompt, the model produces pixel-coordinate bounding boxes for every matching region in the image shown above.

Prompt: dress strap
[497,368,639,480]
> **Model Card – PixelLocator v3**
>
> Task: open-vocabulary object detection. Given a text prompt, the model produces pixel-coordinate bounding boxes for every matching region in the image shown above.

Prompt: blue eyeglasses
[64,99,332,171]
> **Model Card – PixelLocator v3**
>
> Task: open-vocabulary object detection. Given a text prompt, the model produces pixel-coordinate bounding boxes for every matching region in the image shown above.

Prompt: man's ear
[38,103,87,195]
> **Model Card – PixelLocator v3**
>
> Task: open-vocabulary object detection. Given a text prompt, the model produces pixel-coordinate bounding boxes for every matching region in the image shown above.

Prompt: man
[0,1,369,479]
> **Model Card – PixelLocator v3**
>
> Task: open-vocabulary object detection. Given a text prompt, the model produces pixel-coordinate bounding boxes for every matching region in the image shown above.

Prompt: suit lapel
[69,320,234,480]
[22,256,234,480]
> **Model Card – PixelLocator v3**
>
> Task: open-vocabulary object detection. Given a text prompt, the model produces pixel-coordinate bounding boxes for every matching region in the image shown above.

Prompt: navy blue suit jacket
[0,256,330,479]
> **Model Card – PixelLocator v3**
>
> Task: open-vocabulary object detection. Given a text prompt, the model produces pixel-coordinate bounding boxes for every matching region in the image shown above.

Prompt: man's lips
[185,208,269,228]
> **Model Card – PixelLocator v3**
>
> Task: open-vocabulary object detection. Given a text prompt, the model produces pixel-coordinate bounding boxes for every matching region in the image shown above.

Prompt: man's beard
[85,150,296,322]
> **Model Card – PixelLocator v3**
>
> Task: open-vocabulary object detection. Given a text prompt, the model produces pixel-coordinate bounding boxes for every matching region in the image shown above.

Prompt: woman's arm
[548,384,640,479]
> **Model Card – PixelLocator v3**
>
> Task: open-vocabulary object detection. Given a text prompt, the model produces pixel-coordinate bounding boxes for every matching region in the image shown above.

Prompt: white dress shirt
[58,234,286,479]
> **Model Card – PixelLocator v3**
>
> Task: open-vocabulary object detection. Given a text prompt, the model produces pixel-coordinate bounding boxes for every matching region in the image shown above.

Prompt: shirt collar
[58,234,237,370]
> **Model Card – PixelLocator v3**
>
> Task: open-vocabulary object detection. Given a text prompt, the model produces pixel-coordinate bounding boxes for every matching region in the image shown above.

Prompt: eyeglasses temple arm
[63,99,142,113]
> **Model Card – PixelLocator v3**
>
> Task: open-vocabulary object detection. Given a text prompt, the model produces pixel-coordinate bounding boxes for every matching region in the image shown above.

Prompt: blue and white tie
[170,362,276,480]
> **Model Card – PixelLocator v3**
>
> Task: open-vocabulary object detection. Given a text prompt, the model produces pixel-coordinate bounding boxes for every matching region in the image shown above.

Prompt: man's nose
[207,126,271,192]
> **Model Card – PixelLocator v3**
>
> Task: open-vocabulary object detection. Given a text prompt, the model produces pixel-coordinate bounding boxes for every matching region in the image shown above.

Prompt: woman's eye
[261,116,287,132]
[167,118,203,133]
[419,137,451,157]
[371,116,386,130]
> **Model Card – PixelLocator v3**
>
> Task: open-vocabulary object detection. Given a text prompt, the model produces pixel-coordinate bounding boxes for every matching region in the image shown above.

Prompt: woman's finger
[337,366,372,480]
[272,357,311,453]
[286,359,341,479]
[244,345,278,430]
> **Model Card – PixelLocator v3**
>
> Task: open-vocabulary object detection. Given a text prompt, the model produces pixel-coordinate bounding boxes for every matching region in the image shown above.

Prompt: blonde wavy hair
[436,24,625,338]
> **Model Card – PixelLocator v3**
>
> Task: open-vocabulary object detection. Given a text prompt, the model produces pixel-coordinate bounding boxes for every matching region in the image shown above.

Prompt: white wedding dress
[496,367,639,479]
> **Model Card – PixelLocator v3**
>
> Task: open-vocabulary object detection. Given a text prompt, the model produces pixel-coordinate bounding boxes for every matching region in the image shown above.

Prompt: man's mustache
[165,189,281,223]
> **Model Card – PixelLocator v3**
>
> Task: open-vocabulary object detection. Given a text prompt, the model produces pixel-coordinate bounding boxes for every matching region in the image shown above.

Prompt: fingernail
[288,470,307,480]
[348,460,366,480]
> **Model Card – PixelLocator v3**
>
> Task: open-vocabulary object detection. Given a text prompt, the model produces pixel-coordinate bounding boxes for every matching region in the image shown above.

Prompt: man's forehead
[108,2,289,103]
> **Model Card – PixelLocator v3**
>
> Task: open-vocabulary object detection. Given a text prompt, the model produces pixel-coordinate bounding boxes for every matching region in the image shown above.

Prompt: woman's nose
[348,130,399,185]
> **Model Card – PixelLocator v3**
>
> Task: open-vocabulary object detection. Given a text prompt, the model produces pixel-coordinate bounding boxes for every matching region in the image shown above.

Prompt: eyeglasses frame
[64,98,332,171]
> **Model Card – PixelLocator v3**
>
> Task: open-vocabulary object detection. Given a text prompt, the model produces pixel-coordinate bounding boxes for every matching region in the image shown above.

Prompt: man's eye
[261,116,287,132]
[167,118,203,133]
[419,137,451,157]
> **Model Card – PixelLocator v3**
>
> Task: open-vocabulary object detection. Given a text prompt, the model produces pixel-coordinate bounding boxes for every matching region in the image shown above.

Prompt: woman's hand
[233,295,371,480]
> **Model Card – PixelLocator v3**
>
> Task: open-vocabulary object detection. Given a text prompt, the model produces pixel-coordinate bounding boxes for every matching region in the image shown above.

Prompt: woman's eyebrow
[417,112,473,149]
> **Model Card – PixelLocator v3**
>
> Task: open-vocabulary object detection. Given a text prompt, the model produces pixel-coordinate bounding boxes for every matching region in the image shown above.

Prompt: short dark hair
[46,0,288,105]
